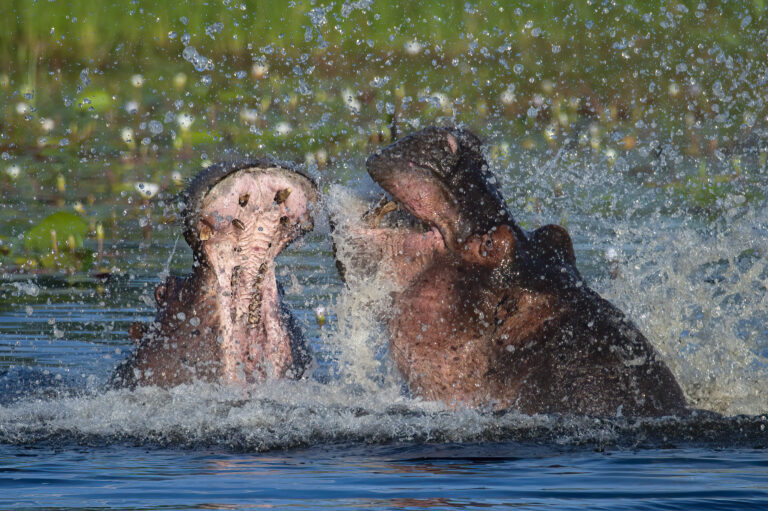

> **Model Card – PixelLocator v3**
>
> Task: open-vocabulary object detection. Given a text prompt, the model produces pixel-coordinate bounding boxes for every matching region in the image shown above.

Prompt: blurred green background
[0,0,766,273]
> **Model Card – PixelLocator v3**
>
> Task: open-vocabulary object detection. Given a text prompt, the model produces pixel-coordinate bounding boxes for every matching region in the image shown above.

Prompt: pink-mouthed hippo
[111,160,317,388]
[339,127,688,417]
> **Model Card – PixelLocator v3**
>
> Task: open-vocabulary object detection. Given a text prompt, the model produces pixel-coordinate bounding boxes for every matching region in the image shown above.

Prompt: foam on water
[1,377,766,451]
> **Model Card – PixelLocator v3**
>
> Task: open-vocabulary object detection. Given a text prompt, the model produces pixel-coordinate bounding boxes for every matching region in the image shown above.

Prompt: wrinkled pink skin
[112,164,315,388]
[343,127,688,417]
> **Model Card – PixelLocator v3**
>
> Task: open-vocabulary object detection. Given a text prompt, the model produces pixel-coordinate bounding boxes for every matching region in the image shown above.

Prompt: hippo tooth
[199,224,213,241]
[274,188,292,204]
[238,193,250,207]
[232,218,245,231]
[230,265,241,291]
[372,200,398,227]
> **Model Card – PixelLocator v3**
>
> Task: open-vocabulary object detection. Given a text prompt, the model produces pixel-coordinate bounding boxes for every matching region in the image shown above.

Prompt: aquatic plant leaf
[24,212,89,253]
[0,235,10,256]
[77,90,111,113]
[37,249,95,271]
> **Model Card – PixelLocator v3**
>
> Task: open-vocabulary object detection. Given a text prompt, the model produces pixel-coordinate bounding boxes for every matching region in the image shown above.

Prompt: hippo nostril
[275,188,292,204]
[238,193,250,207]
[232,218,245,231]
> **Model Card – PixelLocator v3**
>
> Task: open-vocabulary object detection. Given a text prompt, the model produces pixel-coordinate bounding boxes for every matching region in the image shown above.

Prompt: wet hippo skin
[343,127,688,417]
[112,160,316,388]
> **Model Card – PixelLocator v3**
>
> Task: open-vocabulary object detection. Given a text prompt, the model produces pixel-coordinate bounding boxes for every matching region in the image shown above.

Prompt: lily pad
[24,212,89,253]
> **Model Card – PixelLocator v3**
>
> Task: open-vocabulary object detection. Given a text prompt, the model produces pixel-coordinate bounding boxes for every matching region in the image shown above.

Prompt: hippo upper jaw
[366,127,523,255]
[113,161,316,388]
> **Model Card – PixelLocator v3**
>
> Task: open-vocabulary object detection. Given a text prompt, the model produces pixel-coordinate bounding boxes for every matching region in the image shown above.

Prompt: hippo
[337,127,688,417]
[112,160,316,388]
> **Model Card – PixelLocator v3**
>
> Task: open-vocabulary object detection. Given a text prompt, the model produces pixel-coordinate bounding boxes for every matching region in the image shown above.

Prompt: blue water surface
[1,209,768,510]
[2,443,768,510]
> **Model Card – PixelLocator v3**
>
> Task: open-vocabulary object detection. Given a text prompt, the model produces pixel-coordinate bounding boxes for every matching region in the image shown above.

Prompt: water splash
[324,185,401,392]
[599,208,768,415]
[1,379,765,451]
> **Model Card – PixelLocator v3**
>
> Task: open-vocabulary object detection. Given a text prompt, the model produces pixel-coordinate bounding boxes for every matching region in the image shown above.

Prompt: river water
[3,2,768,507]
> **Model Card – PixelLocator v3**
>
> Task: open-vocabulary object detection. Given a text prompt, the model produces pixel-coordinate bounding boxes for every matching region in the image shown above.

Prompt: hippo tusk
[199,224,213,241]
[371,200,398,227]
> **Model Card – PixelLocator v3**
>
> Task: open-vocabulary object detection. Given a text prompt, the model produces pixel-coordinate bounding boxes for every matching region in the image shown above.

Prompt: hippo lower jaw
[112,162,316,388]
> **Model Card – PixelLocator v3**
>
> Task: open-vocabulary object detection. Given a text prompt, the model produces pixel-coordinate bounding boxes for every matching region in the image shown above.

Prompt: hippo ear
[154,283,168,306]
[530,224,576,266]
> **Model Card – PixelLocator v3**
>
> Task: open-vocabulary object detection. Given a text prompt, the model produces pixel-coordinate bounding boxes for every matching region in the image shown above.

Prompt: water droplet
[148,120,163,135]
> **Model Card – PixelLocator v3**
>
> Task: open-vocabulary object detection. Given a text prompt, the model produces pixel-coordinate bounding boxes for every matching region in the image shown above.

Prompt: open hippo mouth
[334,127,687,417]
[353,126,575,288]
[112,160,317,388]
[365,127,521,253]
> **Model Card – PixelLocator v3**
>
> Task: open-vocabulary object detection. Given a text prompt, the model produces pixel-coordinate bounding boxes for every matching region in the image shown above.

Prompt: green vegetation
[0,1,766,275]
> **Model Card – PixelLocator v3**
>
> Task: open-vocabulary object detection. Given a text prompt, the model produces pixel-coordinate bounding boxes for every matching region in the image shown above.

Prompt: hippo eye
[154,284,167,304]
[232,218,245,231]
[238,193,250,207]
[485,238,493,248]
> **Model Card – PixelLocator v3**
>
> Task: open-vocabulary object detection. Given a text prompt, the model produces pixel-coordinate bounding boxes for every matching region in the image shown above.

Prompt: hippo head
[113,161,317,388]
[365,126,579,289]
